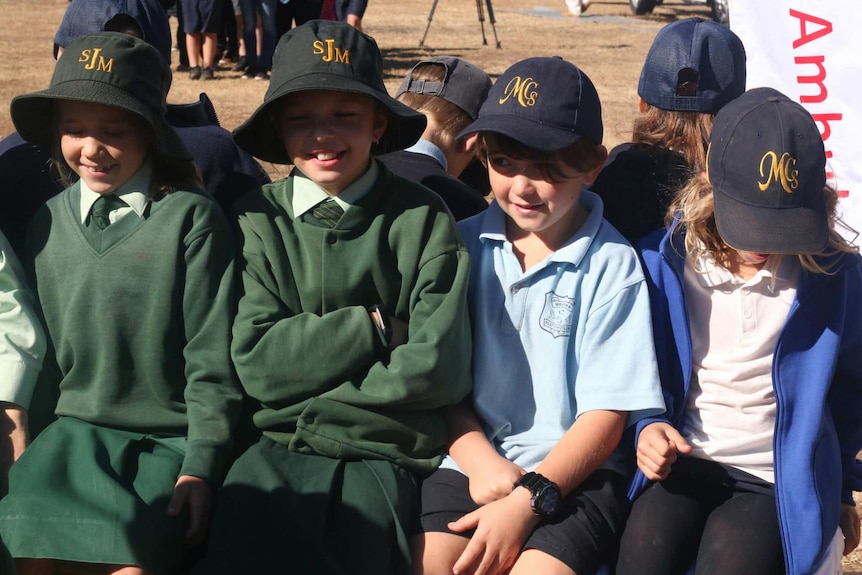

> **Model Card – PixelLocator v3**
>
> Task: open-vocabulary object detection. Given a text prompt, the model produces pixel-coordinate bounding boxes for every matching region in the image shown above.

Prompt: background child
[203,20,472,574]
[0,32,241,575]
[413,56,666,575]
[180,0,221,79]
[616,87,862,575]
[379,55,491,221]
[591,17,746,245]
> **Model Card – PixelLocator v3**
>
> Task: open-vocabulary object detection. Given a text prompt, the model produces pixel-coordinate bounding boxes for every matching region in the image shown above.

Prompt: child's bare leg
[411,532,469,575]
[509,549,576,575]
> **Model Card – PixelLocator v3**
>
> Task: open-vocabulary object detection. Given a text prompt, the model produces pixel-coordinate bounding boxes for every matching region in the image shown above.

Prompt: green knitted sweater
[231,163,473,474]
[26,183,242,483]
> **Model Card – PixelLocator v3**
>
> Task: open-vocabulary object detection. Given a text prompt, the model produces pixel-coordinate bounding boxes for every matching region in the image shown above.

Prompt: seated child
[412,56,666,575]
[202,20,473,575]
[379,55,492,221]
[616,87,862,575]
[0,32,241,575]
[592,17,746,244]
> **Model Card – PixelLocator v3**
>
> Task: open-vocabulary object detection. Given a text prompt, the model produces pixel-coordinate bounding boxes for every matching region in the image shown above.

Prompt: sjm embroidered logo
[499,76,538,108]
[758,151,799,194]
[540,292,573,338]
[312,39,350,64]
[78,48,114,73]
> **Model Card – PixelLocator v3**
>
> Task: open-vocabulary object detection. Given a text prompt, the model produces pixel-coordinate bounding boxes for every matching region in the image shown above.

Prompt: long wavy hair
[667,174,858,275]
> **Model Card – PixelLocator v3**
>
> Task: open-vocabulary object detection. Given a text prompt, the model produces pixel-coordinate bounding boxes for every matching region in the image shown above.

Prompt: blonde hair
[667,174,858,275]
[632,103,714,172]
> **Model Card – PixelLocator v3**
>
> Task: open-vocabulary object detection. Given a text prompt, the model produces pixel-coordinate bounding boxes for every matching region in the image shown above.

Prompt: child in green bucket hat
[203,20,473,574]
[0,32,242,575]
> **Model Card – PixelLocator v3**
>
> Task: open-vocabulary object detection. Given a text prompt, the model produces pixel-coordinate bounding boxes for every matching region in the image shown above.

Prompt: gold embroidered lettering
[499,76,538,108]
[759,151,798,193]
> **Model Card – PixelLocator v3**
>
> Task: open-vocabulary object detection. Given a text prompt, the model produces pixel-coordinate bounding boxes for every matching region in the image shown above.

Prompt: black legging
[615,457,785,575]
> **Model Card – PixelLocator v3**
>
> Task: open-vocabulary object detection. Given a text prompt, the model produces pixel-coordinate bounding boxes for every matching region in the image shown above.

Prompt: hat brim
[713,187,829,254]
[456,114,585,152]
[11,81,190,160]
[233,73,426,164]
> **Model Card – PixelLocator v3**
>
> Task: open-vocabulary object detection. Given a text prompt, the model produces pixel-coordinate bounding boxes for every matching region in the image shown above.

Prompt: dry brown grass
[2,0,862,571]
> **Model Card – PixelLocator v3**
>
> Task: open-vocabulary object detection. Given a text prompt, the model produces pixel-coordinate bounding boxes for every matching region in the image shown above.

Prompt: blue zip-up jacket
[631,224,862,575]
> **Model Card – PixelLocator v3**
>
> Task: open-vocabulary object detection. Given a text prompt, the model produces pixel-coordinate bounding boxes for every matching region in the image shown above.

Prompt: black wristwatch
[513,472,562,520]
[368,304,392,347]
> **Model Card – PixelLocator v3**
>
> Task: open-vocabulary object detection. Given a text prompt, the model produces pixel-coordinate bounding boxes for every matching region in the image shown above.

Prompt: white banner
[731,0,862,238]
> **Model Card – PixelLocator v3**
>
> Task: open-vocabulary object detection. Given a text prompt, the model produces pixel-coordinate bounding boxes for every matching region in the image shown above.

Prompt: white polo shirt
[682,254,799,483]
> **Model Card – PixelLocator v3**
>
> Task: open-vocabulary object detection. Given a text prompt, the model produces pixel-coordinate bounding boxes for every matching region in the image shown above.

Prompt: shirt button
[326,233,337,245]
[511,285,520,295]
[744,310,752,319]
[303,415,314,425]
[741,288,750,295]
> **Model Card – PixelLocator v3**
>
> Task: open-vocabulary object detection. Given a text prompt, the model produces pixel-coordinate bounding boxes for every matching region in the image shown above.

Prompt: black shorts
[181,0,224,33]
[418,468,628,575]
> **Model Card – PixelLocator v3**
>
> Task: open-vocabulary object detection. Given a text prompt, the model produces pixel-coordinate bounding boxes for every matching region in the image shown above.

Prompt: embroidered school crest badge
[540,292,574,338]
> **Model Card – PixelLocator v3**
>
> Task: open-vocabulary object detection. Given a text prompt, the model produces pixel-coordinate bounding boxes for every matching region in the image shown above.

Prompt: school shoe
[202,67,215,80]
[254,70,269,81]
[189,66,202,80]
[231,56,248,72]
[566,0,591,16]
[241,67,257,79]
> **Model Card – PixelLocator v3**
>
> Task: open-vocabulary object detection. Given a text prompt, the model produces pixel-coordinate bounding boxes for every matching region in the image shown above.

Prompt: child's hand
[0,404,28,498]
[167,474,213,547]
[637,422,691,481]
[448,487,539,575]
[840,502,861,555]
[468,458,525,506]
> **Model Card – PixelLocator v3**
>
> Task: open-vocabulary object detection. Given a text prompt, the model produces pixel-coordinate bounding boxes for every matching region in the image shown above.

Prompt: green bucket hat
[11,31,189,160]
[233,20,427,164]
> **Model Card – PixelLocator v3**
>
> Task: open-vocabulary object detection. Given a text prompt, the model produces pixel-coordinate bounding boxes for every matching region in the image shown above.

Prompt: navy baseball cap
[709,87,828,254]
[395,56,492,120]
[54,0,171,63]
[457,56,603,151]
[638,17,746,114]
[233,20,426,164]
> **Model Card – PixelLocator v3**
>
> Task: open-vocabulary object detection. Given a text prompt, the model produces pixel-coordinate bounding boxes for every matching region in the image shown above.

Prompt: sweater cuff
[179,440,230,485]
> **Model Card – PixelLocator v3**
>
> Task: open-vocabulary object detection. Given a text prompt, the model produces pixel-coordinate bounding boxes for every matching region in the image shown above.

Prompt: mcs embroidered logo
[312,39,350,64]
[78,48,114,73]
[758,151,799,194]
[499,76,538,108]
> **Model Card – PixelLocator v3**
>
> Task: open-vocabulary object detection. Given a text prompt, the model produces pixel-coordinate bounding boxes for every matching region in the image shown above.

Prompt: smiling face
[274,90,388,195]
[484,135,605,249]
[58,100,151,195]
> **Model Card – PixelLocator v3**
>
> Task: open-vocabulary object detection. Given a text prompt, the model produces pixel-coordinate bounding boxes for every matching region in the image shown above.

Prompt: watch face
[535,484,561,516]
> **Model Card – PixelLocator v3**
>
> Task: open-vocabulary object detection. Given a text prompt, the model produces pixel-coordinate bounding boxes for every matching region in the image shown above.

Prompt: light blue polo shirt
[442,190,665,474]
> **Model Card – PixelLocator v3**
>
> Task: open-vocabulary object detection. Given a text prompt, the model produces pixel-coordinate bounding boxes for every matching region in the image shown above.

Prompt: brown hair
[631,103,714,172]
[479,132,605,183]
[396,62,474,149]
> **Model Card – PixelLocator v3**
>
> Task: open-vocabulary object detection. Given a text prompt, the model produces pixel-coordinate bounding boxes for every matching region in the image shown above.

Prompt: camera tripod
[419,0,501,49]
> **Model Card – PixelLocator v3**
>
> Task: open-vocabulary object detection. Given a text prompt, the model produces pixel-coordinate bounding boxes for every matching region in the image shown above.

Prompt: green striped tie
[311,198,344,228]
[90,194,127,230]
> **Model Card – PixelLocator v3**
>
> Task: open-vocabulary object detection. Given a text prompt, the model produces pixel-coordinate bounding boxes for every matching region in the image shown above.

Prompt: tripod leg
[484,0,501,48]
[475,0,488,45]
[419,0,441,48]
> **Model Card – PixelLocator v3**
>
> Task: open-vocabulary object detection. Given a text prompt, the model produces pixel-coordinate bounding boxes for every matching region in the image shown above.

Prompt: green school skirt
[0,417,188,573]
[203,436,419,575]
